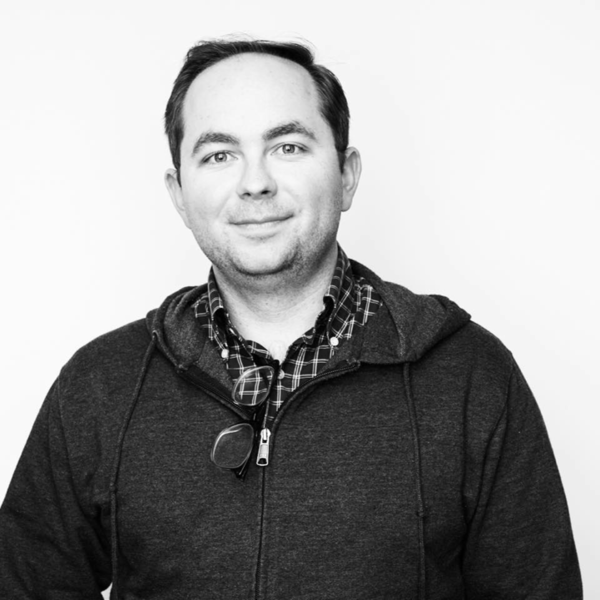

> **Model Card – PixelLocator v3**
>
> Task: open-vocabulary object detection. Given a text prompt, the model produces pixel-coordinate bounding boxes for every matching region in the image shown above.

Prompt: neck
[214,248,338,362]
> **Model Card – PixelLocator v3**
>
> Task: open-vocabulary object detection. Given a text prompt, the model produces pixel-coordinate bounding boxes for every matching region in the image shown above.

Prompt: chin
[227,245,299,278]
[232,257,292,278]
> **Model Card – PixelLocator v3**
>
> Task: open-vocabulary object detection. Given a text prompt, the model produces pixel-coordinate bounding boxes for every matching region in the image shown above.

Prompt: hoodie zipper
[256,428,271,466]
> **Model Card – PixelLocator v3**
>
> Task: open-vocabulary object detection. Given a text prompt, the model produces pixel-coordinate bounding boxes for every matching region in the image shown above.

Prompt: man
[0,39,582,599]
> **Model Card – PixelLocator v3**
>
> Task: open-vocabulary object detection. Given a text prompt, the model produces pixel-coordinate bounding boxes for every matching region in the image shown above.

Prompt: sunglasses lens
[211,422,254,469]
[232,366,274,407]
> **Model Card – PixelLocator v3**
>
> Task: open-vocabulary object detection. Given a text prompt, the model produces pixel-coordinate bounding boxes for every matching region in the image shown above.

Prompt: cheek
[282,164,342,205]
[182,179,233,223]
[308,174,345,217]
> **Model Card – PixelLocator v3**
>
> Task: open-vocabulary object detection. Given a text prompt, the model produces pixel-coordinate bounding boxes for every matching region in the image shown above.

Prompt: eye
[276,143,303,155]
[204,151,233,164]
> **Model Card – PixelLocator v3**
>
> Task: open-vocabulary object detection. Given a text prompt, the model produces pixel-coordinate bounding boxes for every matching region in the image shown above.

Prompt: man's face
[166,53,360,283]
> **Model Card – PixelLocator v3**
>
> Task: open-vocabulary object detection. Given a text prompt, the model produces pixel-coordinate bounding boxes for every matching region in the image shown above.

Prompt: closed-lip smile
[233,215,291,226]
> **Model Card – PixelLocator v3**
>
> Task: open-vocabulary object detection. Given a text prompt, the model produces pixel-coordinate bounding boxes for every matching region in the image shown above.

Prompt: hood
[351,260,470,364]
[145,259,471,369]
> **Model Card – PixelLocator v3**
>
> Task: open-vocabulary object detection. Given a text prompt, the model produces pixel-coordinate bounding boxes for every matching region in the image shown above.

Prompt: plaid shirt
[193,248,380,423]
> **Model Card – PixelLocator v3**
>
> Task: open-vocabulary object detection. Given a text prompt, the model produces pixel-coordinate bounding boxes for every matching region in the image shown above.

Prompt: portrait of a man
[0,3,597,599]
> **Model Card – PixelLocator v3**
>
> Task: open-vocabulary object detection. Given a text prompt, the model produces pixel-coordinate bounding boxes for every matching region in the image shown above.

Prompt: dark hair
[164,38,350,175]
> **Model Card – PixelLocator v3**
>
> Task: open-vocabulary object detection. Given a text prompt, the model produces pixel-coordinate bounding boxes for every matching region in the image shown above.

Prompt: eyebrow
[191,132,240,157]
[263,121,317,142]
[190,121,317,157]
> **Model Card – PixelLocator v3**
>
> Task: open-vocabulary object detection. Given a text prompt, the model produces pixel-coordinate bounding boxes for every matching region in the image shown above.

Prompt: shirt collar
[324,245,349,308]
[206,269,227,324]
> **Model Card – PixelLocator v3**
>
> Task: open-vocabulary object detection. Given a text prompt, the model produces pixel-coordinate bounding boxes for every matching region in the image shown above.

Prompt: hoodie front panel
[115,352,261,599]
[258,364,428,600]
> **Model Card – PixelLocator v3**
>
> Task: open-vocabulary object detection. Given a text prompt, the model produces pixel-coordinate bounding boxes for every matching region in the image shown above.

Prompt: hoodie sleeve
[0,378,111,598]
[461,362,582,599]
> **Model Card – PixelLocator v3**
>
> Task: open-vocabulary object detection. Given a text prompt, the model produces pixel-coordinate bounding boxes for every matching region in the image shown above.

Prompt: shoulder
[412,316,518,407]
[49,317,155,439]
[59,318,152,388]
[439,320,515,371]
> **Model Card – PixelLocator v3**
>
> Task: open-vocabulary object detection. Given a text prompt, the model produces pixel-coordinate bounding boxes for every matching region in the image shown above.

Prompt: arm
[0,379,111,599]
[462,362,582,599]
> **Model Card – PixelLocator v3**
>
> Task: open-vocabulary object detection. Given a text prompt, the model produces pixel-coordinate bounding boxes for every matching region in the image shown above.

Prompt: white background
[1,1,598,597]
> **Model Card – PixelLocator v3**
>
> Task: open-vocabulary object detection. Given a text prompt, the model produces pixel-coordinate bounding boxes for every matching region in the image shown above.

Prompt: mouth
[232,215,292,226]
[230,215,292,240]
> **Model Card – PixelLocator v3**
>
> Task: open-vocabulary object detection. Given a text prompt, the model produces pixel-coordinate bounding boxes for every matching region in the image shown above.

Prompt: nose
[236,156,277,200]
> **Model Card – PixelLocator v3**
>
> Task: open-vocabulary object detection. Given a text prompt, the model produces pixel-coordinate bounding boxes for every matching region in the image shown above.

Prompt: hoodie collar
[147,260,471,371]
[350,260,471,364]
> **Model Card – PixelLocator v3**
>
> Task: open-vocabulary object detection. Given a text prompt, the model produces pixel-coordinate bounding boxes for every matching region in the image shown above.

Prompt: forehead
[181,53,327,140]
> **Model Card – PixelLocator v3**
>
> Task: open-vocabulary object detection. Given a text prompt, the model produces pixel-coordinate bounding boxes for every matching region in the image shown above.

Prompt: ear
[340,147,362,212]
[164,168,191,228]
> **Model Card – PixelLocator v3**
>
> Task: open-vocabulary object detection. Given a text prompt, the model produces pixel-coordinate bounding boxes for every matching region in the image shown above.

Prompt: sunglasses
[210,365,275,479]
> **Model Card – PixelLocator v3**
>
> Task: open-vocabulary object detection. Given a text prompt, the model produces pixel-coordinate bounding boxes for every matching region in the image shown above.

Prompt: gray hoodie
[0,261,582,599]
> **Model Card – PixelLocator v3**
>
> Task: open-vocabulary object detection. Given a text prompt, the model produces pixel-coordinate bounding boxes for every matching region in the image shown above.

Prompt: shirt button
[329,337,339,347]
[221,349,229,360]
[278,370,285,380]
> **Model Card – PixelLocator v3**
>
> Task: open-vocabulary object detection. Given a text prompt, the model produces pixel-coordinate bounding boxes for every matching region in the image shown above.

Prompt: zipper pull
[256,428,271,466]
